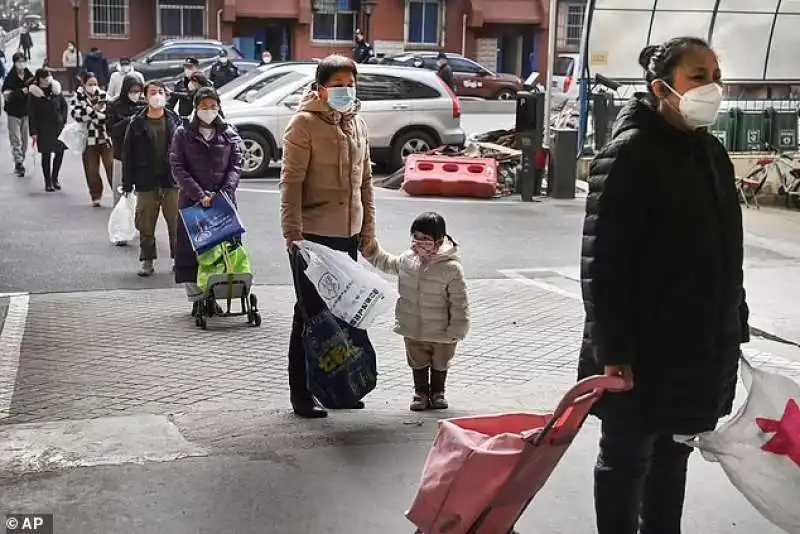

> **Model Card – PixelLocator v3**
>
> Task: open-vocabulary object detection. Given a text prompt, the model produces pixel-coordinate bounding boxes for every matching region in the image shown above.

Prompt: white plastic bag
[677,358,800,533]
[108,194,138,243]
[296,240,398,329]
[58,121,88,153]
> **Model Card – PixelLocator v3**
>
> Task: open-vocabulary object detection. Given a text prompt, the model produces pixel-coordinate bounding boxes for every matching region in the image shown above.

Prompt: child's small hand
[360,237,378,256]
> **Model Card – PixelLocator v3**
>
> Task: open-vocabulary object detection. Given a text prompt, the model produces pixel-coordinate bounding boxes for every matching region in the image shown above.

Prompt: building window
[312,0,357,42]
[159,0,206,38]
[89,0,129,38]
[407,0,440,45]
[565,2,585,48]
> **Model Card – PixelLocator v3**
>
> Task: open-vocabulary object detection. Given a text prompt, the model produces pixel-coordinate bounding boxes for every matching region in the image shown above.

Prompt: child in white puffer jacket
[362,212,470,411]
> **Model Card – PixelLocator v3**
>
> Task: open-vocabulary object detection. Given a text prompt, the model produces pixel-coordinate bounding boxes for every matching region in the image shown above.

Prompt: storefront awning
[224,0,301,21]
[469,0,544,27]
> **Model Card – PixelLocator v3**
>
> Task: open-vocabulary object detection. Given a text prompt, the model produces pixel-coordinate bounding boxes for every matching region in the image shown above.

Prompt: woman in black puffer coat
[578,36,749,534]
[28,68,68,192]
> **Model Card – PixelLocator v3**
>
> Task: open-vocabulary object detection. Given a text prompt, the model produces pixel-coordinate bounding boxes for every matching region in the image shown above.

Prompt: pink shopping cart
[406,375,627,534]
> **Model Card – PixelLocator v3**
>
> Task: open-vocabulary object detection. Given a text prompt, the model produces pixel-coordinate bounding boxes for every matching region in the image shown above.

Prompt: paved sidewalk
[3,278,799,426]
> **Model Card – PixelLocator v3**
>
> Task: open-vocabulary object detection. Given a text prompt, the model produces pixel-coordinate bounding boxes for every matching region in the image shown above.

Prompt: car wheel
[494,88,516,100]
[239,130,271,179]
[389,130,437,171]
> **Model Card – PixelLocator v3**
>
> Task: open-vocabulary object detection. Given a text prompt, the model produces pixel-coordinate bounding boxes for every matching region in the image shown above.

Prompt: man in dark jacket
[83,47,111,88]
[209,50,239,88]
[353,30,374,64]
[107,75,145,236]
[436,52,456,93]
[167,57,200,119]
[122,81,181,276]
[2,52,34,176]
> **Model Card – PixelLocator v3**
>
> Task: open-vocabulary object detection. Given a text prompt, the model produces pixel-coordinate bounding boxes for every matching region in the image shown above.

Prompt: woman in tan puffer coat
[362,212,469,411]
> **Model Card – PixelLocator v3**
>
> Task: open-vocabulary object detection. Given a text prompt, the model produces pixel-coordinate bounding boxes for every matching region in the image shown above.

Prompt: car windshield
[219,67,270,95]
[130,44,163,62]
[246,71,310,102]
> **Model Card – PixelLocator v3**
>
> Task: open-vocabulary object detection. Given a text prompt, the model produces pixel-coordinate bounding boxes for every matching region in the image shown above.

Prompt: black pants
[42,150,65,185]
[594,421,693,534]
[288,233,360,404]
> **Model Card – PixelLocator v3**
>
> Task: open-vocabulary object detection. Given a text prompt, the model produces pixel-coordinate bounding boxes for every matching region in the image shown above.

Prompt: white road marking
[0,293,29,419]
[497,268,581,300]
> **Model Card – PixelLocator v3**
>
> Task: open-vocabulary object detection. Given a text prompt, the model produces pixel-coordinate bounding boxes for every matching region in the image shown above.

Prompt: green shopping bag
[196,241,252,293]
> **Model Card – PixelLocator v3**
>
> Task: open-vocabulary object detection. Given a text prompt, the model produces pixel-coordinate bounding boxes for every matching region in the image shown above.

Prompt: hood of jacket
[29,79,62,98]
[119,74,142,97]
[297,88,361,127]
[85,50,104,60]
[428,238,461,266]
[612,92,709,145]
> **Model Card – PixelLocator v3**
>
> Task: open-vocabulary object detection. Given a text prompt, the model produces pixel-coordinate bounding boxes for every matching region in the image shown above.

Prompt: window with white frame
[565,2,585,47]
[159,0,206,38]
[89,0,129,38]
[407,0,441,45]
[312,0,358,42]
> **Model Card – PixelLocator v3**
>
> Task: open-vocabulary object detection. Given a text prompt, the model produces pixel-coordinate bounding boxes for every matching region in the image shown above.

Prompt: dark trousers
[594,421,693,534]
[41,150,64,185]
[288,233,360,404]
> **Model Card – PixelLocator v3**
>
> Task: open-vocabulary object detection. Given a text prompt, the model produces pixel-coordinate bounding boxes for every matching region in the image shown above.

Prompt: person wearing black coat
[167,57,200,119]
[27,68,68,192]
[107,74,145,214]
[83,47,111,88]
[209,50,239,88]
[436,52,456,93]
[2,52,34,176]
[578,37,749,534]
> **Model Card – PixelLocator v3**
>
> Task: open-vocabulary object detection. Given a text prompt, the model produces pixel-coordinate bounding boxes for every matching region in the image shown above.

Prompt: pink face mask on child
[411,239,438,263]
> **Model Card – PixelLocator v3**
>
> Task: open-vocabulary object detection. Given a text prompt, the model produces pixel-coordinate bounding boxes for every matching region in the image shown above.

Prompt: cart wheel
[253,312,262,327]
[249,293,258,311]
[199,316,208,330]
[246,310,254,324]
[194,316,202,327]
[207,298,216,317]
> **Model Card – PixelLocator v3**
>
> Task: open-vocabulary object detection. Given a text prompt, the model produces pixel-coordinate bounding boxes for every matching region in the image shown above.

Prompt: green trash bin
[709,108,738,151]
[767,108,799,152]
[736,109,771,152]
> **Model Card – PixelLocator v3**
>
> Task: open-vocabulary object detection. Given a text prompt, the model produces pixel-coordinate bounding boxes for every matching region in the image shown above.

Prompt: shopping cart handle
[526,375,627,445]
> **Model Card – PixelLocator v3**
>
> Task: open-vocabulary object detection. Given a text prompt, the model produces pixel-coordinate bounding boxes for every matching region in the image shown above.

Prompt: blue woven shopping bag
[179,193,245,255]
[292,250,378,409]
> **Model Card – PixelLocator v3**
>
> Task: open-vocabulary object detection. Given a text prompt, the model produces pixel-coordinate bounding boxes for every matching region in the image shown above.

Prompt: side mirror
[145,56,153,64]
[478,70,490,77]
[244,89,258,103]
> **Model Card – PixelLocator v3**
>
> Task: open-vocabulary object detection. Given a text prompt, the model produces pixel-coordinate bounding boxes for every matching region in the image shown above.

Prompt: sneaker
[137,260,154,277]
[15,163,25,177]
[52,181,62,191]
[45,185,55,192]
[92,200,101,207]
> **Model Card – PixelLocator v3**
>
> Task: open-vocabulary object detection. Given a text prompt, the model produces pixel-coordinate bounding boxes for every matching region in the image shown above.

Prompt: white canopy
[587,0,800,83]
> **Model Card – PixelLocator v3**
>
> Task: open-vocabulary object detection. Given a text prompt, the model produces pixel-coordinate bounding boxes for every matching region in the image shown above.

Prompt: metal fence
[586,84,800,154]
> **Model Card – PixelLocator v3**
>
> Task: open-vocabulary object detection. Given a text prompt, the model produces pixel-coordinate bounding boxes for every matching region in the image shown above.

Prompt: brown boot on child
[410,368,430,411]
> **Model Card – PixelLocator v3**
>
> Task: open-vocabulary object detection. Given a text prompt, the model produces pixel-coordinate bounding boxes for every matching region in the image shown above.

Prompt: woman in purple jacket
[169,87,243,313]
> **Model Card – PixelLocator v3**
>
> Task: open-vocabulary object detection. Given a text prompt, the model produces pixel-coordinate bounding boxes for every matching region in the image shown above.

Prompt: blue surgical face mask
[326,86,356,112]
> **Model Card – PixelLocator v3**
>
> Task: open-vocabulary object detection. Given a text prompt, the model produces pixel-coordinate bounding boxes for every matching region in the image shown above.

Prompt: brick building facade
[45,0,549,78]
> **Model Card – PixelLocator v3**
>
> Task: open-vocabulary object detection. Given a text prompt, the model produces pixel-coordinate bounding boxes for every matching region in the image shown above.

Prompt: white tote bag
[296,240,397,330]
[677,358,800,533]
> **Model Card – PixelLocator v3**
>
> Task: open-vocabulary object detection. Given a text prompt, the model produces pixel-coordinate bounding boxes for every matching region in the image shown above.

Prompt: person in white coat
[362,211,470,411]
[107,57,144,100]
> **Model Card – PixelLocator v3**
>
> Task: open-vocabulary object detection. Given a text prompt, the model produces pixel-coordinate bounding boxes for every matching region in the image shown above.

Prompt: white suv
[219,63,466,177]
